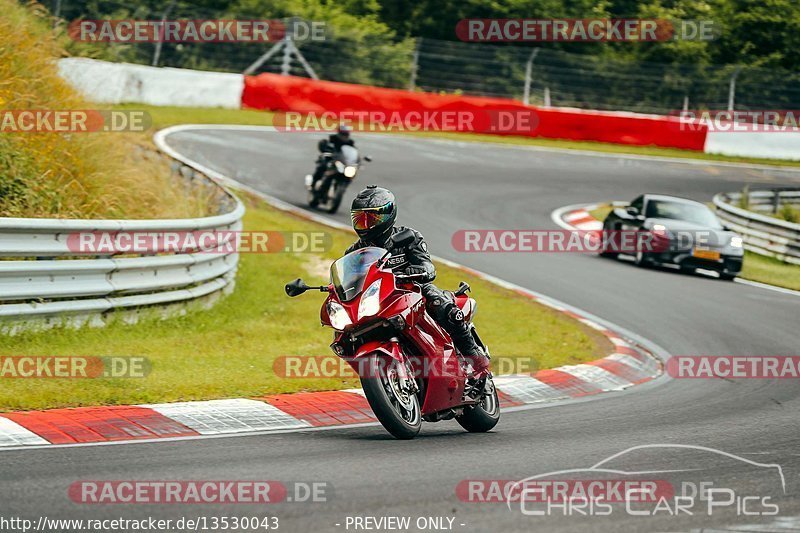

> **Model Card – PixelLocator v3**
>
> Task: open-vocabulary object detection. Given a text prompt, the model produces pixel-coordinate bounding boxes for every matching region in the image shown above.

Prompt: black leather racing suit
[345,226,481,357]
[313,135,355,183]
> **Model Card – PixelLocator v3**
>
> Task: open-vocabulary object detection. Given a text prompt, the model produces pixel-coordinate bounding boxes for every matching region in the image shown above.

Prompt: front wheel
[307,189,319,208]
[456,376,500,433]
[360,355,421,439]
[328,182,346,214]
[599,223,618,259]
[634,249,652,268]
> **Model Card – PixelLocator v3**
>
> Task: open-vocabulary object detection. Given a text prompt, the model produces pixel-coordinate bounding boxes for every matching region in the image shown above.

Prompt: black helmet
[337,123,352,141]
[350,185,396,243]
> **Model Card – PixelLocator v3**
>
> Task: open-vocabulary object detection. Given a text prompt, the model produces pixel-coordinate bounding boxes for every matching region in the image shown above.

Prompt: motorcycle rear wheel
[456,376,500,433]
[360,355,421,440]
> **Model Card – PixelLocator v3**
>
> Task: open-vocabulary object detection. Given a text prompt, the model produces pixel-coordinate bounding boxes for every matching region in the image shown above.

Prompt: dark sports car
[600,194,744,280]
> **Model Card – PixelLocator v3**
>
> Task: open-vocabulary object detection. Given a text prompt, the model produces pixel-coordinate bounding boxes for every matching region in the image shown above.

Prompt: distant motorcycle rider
[312,124,355,188]
[346,185,491,375]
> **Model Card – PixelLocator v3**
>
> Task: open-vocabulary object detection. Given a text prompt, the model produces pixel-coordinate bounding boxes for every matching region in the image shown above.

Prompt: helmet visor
[351,202,394,231]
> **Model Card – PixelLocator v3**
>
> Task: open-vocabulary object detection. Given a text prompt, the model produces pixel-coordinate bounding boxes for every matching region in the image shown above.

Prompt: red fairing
[454,294,475,323]
[319,283,334,326]
[352,340,404,362]
[322,259,477,416]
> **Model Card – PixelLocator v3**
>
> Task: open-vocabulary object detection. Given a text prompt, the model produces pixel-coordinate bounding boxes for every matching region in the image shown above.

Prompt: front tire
[599,223,618,259]
[456,376,500,433]
[634,249,652,268]
[328,183,345,214]
[720,273,737,281]
[360,355,421,440]
[307,189,319,208]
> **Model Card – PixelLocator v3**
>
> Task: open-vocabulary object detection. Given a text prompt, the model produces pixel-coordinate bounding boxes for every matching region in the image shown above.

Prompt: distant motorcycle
[305,145,371,214]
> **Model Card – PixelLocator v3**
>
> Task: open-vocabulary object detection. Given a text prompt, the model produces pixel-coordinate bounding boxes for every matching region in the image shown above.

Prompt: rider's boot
[448,317,491,377]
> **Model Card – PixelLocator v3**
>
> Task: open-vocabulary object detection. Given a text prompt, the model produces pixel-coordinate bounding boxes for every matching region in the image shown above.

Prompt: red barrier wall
[243,73,707,151]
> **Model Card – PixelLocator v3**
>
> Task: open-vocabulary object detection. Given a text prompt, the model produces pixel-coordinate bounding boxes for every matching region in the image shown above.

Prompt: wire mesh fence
[54,0,800,115]
[411,39,800,114]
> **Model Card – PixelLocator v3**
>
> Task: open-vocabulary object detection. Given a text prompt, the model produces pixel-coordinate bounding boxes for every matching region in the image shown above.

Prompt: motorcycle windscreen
[331,247,386,302]
[339,145,359,165]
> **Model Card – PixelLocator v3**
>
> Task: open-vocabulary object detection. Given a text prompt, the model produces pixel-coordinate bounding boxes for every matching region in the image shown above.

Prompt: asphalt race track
[3,128,800,532]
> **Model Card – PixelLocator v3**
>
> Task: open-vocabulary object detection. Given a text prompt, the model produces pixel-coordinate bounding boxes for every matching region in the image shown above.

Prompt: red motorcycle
[285,229,500,439]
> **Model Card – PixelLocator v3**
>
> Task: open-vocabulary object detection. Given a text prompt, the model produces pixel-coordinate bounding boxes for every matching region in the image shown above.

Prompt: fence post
[727,67,741,111]
[523,48,540,105]
[408,38,422,91]
[151,0,177,67]
[544,87,551,107]
[52,0,62,28]
[281,35,293,75]
[243,40,284,75]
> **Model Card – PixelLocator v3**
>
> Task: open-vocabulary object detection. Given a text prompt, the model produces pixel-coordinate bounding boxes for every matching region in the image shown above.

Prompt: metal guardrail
[0,158,244,331]
[713,189,800,265]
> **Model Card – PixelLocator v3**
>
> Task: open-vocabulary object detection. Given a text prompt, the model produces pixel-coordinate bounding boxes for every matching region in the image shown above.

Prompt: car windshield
[338,145,359,165]
[330,247,385,301]
[646,200,722,228]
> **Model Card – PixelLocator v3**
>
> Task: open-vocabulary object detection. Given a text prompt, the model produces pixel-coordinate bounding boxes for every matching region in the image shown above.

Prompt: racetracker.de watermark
[69,19,279,43]
[273,110,544,134]
[0,110,150,133]
[450,229,707,253]
[273,355,540,379]
[68,19,326,43]
[457,479,674,503]
[0,356,150,378]
[67,231,331,254]
[667,356,800,379]
[69,481,328,504]
[674,110,800,132]
[456,19,716,42]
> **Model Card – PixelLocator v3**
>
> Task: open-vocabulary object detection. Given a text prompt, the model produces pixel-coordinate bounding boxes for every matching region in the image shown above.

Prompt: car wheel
[720,273,737,281]
[598,223,618,259]
[634,250,651,268]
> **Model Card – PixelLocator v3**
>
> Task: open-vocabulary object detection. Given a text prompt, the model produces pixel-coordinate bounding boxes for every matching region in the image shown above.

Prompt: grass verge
[116,104,800,168]
[1,1,207,219]
[587,205,800,291]
[0,191,611,411]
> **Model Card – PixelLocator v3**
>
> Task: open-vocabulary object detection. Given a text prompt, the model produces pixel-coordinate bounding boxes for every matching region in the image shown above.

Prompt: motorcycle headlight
[344,166,358,178]
[334,161,345,173]
[327,300,352,330]
[358,279,382,319]
[730,236,743,248]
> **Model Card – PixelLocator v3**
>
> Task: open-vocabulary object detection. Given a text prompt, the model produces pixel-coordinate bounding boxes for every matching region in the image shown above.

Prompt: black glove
[403,266,428,276]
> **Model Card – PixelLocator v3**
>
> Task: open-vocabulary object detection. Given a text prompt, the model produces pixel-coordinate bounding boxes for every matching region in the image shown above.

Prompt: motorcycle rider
[312,124,355,189]
[346,185,491,376]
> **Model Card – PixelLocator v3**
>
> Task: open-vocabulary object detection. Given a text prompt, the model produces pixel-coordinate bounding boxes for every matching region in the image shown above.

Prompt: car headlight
[651,224,670,235]
[327,300,352,330]
[334,161,345,173]
[358,279,382,319]
[730,236,743,248]
[344,165,358,178]
[645,224,675,252]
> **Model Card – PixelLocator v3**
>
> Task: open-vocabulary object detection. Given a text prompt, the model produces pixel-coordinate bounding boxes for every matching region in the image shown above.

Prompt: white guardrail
[0,157,244,333]
[713,189,800,266]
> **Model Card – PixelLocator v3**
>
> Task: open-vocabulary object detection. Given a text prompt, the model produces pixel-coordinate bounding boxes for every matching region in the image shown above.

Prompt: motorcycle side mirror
[390,228,416,248]
[363,156,373,162]
[285,278,311,297]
